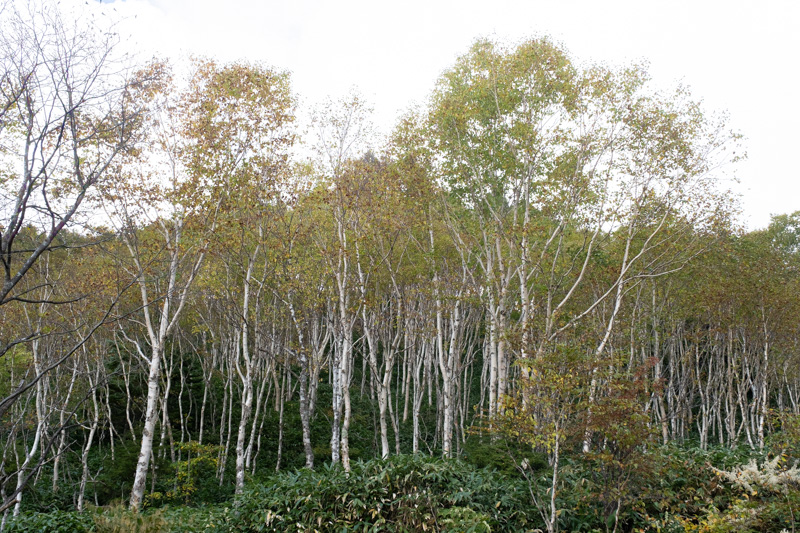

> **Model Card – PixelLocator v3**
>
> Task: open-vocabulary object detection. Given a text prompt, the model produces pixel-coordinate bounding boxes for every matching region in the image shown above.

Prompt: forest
[2,2,800,532]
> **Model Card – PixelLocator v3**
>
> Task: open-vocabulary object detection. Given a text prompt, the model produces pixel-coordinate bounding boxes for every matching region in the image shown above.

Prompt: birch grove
[6,10,800,521]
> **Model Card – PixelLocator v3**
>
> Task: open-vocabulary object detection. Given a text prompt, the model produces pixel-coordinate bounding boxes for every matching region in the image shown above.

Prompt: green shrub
[204,454,536,532]
[145,441,226,508]
[92,505,168,533]
[438,506,492,532]
[462,435,547,477]
[5,510,95,533]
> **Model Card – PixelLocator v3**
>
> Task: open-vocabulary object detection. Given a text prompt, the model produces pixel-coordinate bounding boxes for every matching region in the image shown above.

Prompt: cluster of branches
[5,1,800,526]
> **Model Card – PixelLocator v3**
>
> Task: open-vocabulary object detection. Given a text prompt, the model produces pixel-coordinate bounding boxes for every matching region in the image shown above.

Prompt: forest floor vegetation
[7,438,800,532]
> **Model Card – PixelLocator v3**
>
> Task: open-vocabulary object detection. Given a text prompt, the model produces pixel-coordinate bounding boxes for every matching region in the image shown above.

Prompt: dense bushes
[207,454,536,532]
[7,506,213,533]
[6,455,534,532]
[9,444,800,532]
[5,510,96,533]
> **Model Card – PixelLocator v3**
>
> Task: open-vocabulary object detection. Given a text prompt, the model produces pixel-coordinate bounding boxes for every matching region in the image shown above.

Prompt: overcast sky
[88,0,798,230]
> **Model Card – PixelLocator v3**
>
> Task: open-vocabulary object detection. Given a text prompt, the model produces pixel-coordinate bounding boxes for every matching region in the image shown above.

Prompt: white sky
[87,0,798,230]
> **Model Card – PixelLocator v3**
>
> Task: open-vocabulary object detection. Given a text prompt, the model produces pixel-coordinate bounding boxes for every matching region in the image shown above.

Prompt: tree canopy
[4,4,800,532]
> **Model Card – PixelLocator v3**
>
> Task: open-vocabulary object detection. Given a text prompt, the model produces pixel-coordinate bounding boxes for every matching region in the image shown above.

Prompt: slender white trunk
[129,219,206,510]
[129,341,163,510]
[295,321,314,469]
[52,364,78,493]
[758,314,769,450]
[78,365,101,512]
[245,370,268,470]
[235,246,258,494]
[583,236,631,453]
[13,336,46,517]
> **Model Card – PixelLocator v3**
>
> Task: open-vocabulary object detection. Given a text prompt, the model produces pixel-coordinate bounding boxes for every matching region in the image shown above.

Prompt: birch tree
[0,1,158,441]
[309,92,372,469]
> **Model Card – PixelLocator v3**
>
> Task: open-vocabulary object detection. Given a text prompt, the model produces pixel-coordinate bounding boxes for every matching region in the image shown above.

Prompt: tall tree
[105,58,295,509]
[0,0,158,513]
[0,0,156,410]
[309,92,373,470]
